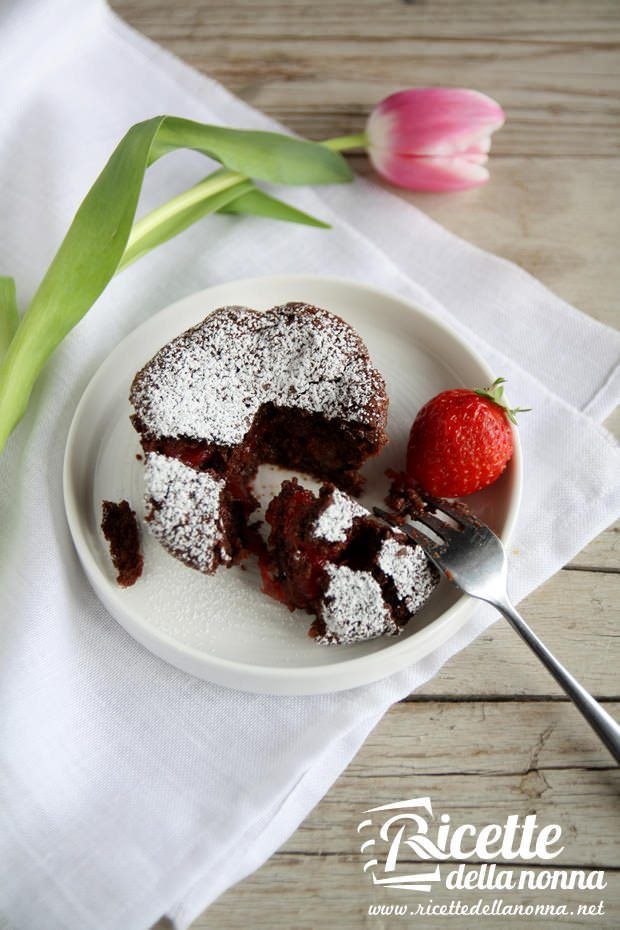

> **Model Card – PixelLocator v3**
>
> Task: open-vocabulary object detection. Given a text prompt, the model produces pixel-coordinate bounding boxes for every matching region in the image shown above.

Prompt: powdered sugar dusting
[378,537,438,613]
[317,565,399,646]
[131,304,385,444]
[312,488,367,543]
[143,452,229,574]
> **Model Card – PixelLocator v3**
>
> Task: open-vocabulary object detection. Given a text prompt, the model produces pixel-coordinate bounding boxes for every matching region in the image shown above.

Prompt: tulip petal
[369,149,490,192]
[365,87,504,191]
[367,88,505,157]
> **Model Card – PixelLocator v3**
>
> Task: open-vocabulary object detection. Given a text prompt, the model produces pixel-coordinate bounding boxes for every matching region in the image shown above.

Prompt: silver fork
[374,503,620,764]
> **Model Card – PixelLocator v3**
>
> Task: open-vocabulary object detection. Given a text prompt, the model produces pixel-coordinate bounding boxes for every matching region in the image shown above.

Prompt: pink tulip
[365,88,505,192]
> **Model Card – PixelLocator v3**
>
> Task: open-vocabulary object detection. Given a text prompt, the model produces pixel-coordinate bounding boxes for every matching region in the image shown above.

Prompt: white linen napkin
[1,1,618,928]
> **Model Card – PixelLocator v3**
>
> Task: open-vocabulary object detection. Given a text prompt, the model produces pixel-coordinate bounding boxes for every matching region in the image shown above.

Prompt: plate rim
[63,273,522,694]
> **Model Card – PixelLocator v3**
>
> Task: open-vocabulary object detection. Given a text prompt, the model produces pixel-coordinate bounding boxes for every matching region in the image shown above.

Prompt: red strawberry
[406,378,528,497]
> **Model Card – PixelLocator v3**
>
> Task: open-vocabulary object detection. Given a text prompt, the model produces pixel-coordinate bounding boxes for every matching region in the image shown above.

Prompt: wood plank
[114,0,620,41]
[568,525,619,573]
[193,699,620,928]
[118,3,619,928]
[111,4,620,321]
[194,859,619,930]
[418,570,619,697]
[150,693,620,918]
[277,716,619,864]
[111,1,620,155]
[162,702,620,930]
[225,74,620,157]
[351,156,620,327]
[352,699,618,776]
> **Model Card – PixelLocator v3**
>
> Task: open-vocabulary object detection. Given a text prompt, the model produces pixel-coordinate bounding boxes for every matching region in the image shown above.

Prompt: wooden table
[110,2,619,927]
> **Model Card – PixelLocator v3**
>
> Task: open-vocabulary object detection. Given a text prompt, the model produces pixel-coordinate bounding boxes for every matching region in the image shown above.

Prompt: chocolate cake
[117,301,441,646]
[131,303,389,575]
[143,453,235,573]
[386,468,474,523]
[260,479,439,645]
[101,500,143,587]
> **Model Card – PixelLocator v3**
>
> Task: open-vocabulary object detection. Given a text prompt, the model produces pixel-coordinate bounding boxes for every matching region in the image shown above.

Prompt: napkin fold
[0,2,618,929]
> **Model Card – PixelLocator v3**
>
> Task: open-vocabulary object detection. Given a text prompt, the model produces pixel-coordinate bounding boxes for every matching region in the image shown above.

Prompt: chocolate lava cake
[131,303,388,575]
[260,479,439,645]
[101,500,143,587]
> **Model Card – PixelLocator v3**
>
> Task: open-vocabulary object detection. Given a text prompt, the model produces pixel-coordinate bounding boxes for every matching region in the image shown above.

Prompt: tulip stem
[322,133,368,152]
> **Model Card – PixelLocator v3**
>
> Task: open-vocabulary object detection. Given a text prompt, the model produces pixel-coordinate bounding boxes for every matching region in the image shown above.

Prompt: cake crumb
[101,500,143,587]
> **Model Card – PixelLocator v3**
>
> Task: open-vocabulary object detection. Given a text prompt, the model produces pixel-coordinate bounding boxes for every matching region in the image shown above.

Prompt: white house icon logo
[357,797,443,891]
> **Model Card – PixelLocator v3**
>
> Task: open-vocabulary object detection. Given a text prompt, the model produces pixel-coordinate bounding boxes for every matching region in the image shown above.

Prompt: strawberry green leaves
[474,378,531,425]
[0,117,351,452]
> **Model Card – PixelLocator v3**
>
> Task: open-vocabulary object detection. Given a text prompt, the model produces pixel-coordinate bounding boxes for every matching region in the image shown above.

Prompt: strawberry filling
[260,482,329,609]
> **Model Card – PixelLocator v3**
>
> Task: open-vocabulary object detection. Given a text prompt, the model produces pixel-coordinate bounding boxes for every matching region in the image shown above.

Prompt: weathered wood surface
[347,700,619,777]
[196,704,620,930]
[195,863,618,930]
[243,700,620,866]
[419,571,619,697]
[318,765,618,864]
[352,157,620,328]
[568,522,618,572]
[112,0,620,157]
[112,0,620,326]
[107,0,620,927]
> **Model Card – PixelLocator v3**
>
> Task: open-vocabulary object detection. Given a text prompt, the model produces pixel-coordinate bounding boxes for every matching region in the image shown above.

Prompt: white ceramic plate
[64,274,521,695]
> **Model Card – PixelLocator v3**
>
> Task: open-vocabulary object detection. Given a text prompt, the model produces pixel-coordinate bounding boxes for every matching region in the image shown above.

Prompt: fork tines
[373,486,480,552]
[372,506,440,551]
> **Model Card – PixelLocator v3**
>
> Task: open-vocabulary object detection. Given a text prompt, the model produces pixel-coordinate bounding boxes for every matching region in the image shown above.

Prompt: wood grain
[108,1,620,927]
[196,701,620,930]
[112,0,620,156]
[273,700,620,868]
[417,571,619,697]
[349,700,619,775]
[352,157,620,327]
[110,1,620,323]
[194,861,619,930]
[568,524,619,572]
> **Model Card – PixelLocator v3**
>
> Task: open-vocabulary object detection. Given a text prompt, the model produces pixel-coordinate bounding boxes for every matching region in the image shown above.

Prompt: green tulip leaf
[119,171,253,271]
[0,277,18,361]
[218,189,330,228]
[149,118,353,185]
[0,116,352,452]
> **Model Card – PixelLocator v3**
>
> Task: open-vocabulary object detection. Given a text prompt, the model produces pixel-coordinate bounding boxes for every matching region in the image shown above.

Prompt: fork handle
[496,597,620,764]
